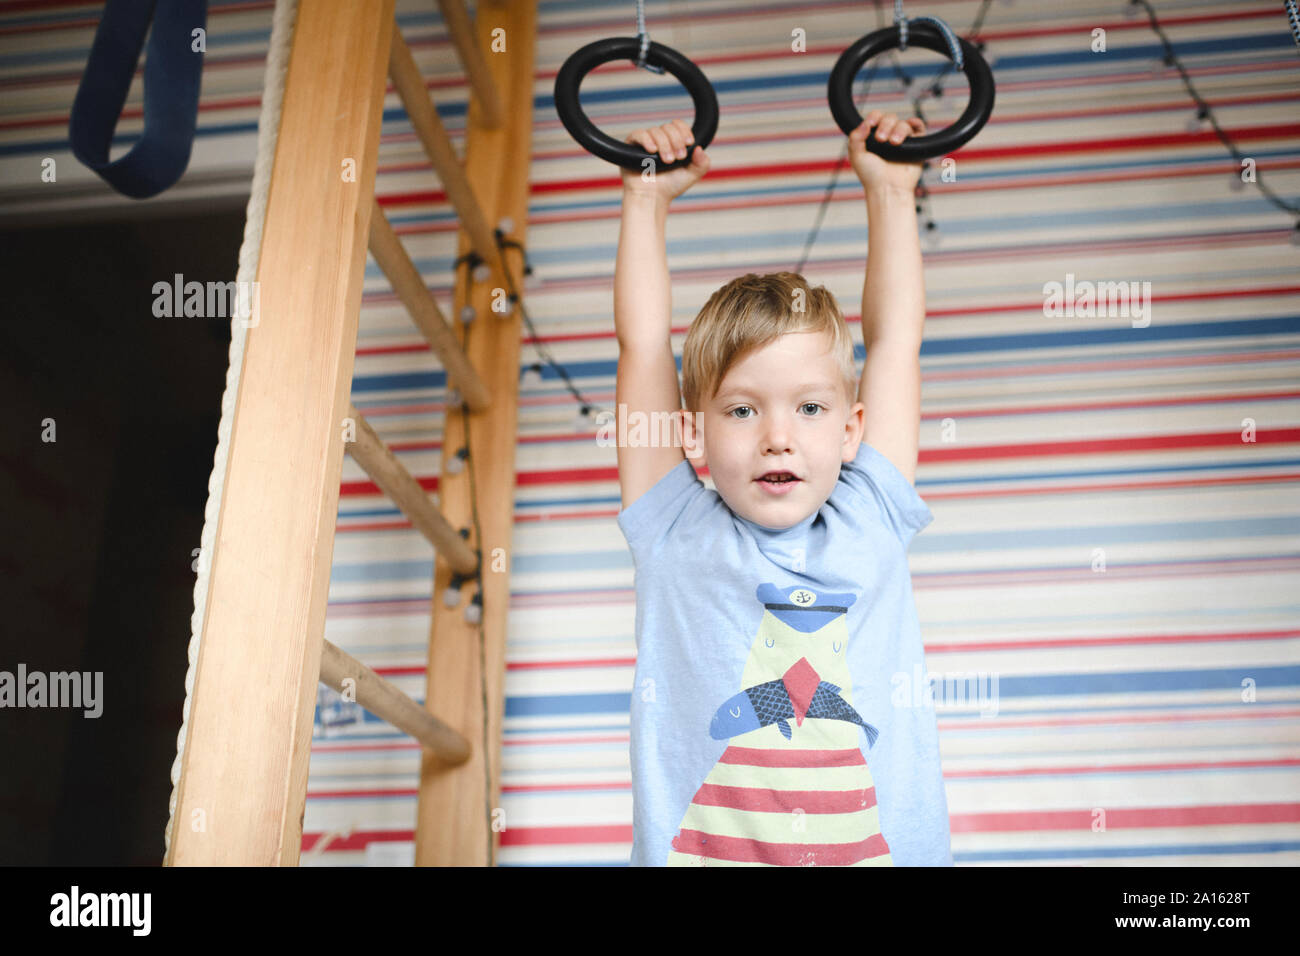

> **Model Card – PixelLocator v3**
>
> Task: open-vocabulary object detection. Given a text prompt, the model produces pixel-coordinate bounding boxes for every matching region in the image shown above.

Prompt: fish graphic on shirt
[709,656,880,746]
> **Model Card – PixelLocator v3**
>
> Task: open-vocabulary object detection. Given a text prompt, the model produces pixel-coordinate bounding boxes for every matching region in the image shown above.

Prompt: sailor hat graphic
[755,583,856,632]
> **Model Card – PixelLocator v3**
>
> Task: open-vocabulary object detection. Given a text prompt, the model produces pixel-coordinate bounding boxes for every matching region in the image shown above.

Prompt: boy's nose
[761,416,793,451]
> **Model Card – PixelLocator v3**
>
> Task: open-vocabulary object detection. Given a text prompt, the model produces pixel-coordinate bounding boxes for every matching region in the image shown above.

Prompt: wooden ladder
[165,0,535,866]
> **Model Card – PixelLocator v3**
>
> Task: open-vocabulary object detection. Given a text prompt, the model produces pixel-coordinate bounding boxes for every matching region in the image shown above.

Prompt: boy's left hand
[849,110,926,193]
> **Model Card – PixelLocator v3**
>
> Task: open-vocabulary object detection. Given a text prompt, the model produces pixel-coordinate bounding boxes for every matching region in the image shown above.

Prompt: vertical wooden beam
[165,0,396,865]
[413,0,535,865]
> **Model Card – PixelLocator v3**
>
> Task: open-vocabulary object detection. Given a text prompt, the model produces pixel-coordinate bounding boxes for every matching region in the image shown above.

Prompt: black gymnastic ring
[554,37,719,172]
[828,22,995,162]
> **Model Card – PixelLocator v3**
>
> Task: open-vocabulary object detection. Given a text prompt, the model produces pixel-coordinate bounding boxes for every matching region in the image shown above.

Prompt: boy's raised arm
[848,112,928,486]
[613,121,710,510]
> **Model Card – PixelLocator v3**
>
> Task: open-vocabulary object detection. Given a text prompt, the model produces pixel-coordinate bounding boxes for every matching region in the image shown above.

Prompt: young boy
[613,112,949,866]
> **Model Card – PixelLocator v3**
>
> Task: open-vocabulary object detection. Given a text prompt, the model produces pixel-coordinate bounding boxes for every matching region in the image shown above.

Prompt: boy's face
[682,330,865,531]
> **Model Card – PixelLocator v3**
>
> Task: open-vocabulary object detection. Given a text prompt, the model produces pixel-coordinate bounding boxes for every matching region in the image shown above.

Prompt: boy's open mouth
[756,470,801,493]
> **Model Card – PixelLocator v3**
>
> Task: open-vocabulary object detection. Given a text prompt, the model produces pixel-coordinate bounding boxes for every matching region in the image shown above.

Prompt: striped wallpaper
[4,0,1297,865]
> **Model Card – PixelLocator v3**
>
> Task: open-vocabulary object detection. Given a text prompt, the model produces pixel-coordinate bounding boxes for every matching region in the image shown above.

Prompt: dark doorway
[0,202,247,865]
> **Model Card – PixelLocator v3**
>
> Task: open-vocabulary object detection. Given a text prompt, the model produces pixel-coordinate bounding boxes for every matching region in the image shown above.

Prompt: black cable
[491,232,611,424]
[1129,0,1300,224]
[794,56,884,276]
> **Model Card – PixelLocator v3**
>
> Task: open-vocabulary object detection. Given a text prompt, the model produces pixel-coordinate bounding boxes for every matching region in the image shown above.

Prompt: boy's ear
[843,401,866,461]
[679,409,706,463]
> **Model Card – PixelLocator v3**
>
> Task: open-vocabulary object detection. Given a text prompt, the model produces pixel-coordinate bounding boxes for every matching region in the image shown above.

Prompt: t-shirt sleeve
[616,457,705,559]
[834,441,934,549]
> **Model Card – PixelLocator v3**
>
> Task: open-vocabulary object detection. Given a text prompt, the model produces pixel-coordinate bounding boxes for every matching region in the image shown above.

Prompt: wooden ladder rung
[367,198,491,412]
[435,0,503,129]
[346,403,479,574]
[320,640,470,763]
[388,25,504,278]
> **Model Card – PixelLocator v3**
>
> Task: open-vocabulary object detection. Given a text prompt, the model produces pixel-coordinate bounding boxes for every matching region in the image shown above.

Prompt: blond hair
[680,272,858,413]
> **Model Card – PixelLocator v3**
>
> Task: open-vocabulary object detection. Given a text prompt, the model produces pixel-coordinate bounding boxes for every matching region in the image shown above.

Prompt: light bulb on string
[1185,105,1208,133]
[923,221,941,250]
[464,592,483,625]
[498,292,518,319]
[446,447,468,475]
[520,363,544,388]
[573,404,591,432]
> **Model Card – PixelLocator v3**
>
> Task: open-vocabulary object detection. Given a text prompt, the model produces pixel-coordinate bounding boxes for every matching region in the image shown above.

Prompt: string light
[491,227,611,428]
[1128,0,1300,236]
[797,0,1300,264]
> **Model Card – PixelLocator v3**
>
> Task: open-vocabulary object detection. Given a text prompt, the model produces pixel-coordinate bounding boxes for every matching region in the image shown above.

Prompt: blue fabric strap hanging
[69,0,207,199]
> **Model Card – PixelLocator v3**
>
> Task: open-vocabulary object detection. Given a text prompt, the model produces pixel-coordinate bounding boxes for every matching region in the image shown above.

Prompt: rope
[1286,0,1300,51]
[893,0,963,68]
[162,0,299,858]
[635,0,665,74]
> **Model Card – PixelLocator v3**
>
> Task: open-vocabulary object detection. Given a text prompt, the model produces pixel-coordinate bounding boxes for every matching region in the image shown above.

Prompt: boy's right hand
[620,119,710,204]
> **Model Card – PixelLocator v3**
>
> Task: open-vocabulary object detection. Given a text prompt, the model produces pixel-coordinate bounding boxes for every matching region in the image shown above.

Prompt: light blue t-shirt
[616,441,952,866]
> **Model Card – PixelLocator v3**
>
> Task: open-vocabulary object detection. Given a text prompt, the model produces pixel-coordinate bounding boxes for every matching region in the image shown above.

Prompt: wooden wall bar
[165,0,396,865]
[346,403,480,572]
[367,199,492,411]
[437,0,503,129]
[388,27,505,279]
[319,640,471,763]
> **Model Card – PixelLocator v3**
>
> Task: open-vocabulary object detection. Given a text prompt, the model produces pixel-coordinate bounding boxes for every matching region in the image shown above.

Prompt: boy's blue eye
[730,406,752,419]
[802,403,822,415]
